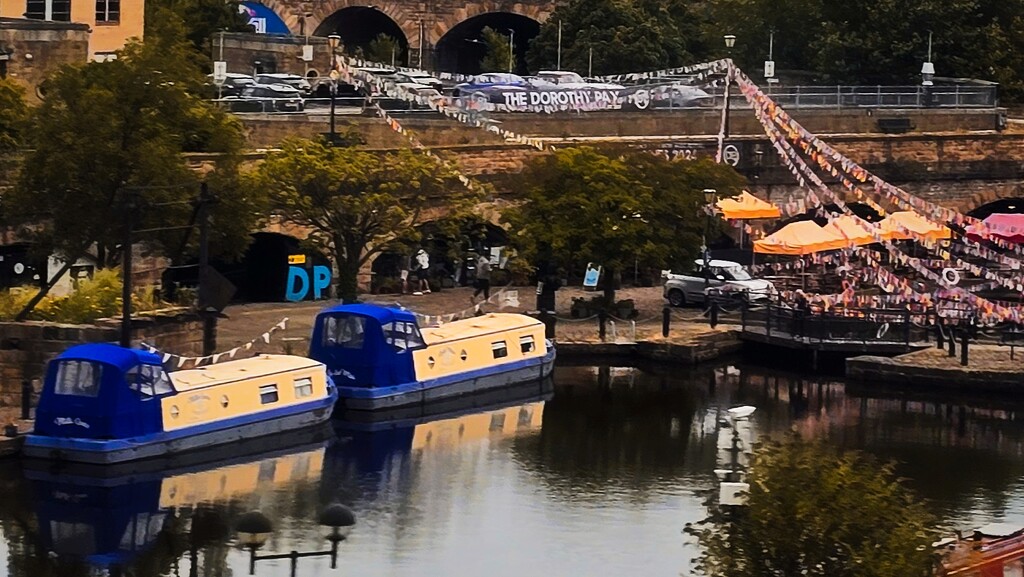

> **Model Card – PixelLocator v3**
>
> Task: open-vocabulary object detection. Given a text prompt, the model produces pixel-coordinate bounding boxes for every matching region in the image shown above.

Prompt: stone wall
[0,312,203,407]
[0,18,90,102]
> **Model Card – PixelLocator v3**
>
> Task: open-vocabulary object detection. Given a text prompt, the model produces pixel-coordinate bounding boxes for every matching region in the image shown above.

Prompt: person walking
[413,248,431,295]
[471,255,491,304]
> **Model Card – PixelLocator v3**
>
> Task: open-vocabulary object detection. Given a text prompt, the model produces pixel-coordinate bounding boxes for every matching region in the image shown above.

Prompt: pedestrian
[471,254,491,304]
[400,253,411,295]
[413,249,431,295]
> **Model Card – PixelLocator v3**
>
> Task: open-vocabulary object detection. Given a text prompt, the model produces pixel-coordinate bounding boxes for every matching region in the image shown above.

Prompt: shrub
[0,268,167,324]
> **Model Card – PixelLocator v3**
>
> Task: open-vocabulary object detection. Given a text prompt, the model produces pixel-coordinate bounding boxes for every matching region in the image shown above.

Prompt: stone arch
[960,183,1024,217]
[431,1,552,46]
[434,11,543,73]
[308,0,419,50]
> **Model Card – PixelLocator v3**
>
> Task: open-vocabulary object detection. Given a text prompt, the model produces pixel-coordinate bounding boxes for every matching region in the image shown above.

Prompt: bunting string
[140,318,289,369]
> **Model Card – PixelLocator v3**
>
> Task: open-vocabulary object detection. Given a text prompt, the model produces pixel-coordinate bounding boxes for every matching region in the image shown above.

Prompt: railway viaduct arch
[243,0,554,72]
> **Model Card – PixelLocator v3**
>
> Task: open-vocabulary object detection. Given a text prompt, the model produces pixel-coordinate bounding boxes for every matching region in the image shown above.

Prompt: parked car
[663,259,775,306]
[394,71,443,91]
[393,82,445,108]
[452,73,529,98]
[223,83,305,112]
[255,73,312,95]
[619,82,715,110]
[207,73,257,97]
[536,70,624,91]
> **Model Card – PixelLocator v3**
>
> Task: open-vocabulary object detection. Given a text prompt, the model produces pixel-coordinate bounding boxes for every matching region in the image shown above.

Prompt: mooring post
[947,326,956,357]
[960,328,969,366]
[662,306,670,338]
[598,310,607,342]
[903,309,911,346]
[710,300,720,329]
[936,319,944,349]
[21,378,31,420]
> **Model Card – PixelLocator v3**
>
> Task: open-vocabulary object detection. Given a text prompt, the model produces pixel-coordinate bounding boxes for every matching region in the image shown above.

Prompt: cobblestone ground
[887,344,1024,372]
[215,285,726,352]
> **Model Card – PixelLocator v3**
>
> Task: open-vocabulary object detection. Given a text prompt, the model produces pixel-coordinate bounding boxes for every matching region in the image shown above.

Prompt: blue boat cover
[57,343,163,369]
[309,304,419,389]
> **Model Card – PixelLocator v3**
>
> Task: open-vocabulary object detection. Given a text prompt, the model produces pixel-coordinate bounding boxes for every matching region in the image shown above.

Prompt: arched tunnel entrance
[314,7,409,65]
[966,197,1024,220]
[435,13,540,75]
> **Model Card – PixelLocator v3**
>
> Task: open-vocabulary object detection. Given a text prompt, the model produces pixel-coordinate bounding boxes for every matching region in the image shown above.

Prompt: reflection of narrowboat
[24,430,329,571]
[938,523,1024,576]
[24,344,337,464]
[309,304,556,410]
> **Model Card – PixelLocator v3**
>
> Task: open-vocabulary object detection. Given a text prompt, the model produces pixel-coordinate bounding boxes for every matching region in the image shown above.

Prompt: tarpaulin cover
[965,213,1024,244]
[823,215,876,247]
[879,211,951,242]
[753,220,849,255]
[716,191,782,220]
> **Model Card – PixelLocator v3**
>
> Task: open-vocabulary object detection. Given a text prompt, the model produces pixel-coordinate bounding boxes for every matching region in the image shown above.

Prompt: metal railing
[712,85,998,109]
[740,302,935,346]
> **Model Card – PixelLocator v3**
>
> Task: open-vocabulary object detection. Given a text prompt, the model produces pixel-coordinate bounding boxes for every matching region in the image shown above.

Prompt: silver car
[663,259,775,306]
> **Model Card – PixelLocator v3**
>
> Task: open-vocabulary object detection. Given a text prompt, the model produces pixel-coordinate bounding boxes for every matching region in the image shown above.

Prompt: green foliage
[481,27,515,73]
[4,13,255,277]
[145,0,252,59]
[688,436,938,577]
[0,269,165,324]
[527,0,698,76]
[249,138,478,301]
[505,147,744,302]
[0,78,28,153]
[364,34,401,66]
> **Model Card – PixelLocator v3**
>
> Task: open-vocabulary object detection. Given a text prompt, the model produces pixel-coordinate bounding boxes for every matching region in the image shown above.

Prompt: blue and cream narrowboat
[309,304,556,410]
[24,344,337,464]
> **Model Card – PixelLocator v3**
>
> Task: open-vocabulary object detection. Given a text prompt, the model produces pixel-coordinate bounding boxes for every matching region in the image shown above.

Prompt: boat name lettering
[54,417,90,428]
[328,368,356,381]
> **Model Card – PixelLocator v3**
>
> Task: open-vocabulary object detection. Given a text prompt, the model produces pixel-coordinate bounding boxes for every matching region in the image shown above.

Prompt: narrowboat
[309,304,555,410]
[937,523,1024,576]
[24,343,337,464]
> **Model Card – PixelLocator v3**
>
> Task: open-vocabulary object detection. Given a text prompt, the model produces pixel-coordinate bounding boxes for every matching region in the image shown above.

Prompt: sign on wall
[238,2,290,35]
[285,264,332,302]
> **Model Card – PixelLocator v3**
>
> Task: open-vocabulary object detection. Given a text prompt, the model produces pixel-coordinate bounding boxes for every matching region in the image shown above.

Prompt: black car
[207,73,257,97]
[223,83,305,112]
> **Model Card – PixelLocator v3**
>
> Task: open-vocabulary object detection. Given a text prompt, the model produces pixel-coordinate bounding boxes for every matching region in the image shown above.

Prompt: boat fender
[876,322,890,340]
[942,268,961,286]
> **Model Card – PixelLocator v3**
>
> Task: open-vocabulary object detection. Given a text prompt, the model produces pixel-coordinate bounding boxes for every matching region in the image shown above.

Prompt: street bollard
[539,311,556,340]
[662,307,671,338]
[21,379,32,420]
[709,300,720,329]
[947,327,956,357]
[961,328,969,366]
[936,320,944,349]
[598,311,607,342]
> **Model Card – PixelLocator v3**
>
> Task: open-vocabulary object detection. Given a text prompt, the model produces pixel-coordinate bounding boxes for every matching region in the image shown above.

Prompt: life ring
[941,268,961,286]
[876,322,890,339]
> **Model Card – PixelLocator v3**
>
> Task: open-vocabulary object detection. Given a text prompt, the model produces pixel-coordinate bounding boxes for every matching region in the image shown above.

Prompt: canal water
[3,360,1024,577]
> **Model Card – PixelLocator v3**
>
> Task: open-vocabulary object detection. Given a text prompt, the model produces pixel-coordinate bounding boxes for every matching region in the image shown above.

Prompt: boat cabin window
[382,320,426,352]
[519,335,535,353]
[54,360,103,398]
[260,384,279,404]
[491,341,508,359]
[322,315,367,349]
[124,364,174,398]
[294,377,313,398]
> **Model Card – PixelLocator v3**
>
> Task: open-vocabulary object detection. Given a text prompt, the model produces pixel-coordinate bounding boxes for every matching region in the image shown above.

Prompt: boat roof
[421,313,542,345]
[975,523,1024,537]
[56,344,162,370]
[317,303,418,324]
[170,354,324,392]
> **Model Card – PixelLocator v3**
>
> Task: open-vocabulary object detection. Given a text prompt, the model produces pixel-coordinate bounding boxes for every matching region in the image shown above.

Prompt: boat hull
[23,390,337,465]
[337,344,556,411]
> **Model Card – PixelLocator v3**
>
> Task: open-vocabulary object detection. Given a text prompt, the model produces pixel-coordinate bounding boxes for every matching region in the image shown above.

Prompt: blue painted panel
[239,2,290,35]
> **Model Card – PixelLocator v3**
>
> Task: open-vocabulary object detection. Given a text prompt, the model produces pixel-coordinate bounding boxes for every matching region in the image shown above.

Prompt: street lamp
[327,34,341,145]
[723,34,736,141]
[507,29,515,73]
[236,504,356,577]
[702,188,717,288]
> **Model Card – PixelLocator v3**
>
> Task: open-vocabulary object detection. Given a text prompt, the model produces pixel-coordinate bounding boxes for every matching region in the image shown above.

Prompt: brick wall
[0,19,90,103]
[0,312,203,407]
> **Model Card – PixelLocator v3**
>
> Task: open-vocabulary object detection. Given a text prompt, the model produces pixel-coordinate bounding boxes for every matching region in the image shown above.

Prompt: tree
[2,14,256,316]
[526,0,695,76]
[249,138,477,302]
[480,27,514,73]
[145,0,252,58]
[688,436,938,577]
[505,147,745,304]
[364,33,401,66]
[0,78,28,153]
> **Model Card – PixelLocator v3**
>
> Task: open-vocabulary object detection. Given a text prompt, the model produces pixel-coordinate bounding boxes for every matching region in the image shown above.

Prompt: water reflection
[4,364,1024,576]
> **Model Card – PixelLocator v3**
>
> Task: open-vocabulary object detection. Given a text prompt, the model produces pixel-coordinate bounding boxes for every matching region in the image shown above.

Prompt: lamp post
[236,504,356,577]
[327,34,341,145]
[507,29,515,73]
[702,188,717,288]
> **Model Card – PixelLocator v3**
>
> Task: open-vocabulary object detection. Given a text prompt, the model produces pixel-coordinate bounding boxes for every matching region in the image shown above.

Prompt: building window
[25,0,71,22]
[96,0,119,23]
[294,377,313,398]
[259,384,279,404]
[491,341,508,359]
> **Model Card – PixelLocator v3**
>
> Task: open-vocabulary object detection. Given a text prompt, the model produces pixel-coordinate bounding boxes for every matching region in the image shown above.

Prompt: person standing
[471,255,491,304]
[414,248,431,295]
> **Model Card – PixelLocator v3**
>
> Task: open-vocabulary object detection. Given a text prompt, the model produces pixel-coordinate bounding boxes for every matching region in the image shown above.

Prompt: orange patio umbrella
[716,191,782,220]
[823,214,877,247]
[753,220,849,255]
[879,211,951,242]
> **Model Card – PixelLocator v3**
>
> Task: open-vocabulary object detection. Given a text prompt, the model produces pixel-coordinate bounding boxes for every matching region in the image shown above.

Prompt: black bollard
[947,327,956,357]
[936,320,944,349]
[540,312,556,340]
[710,300,720,329]
[598,311,607,342]
[21,379,31,420]
[662,307,671,338]
[960,328,969,366]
